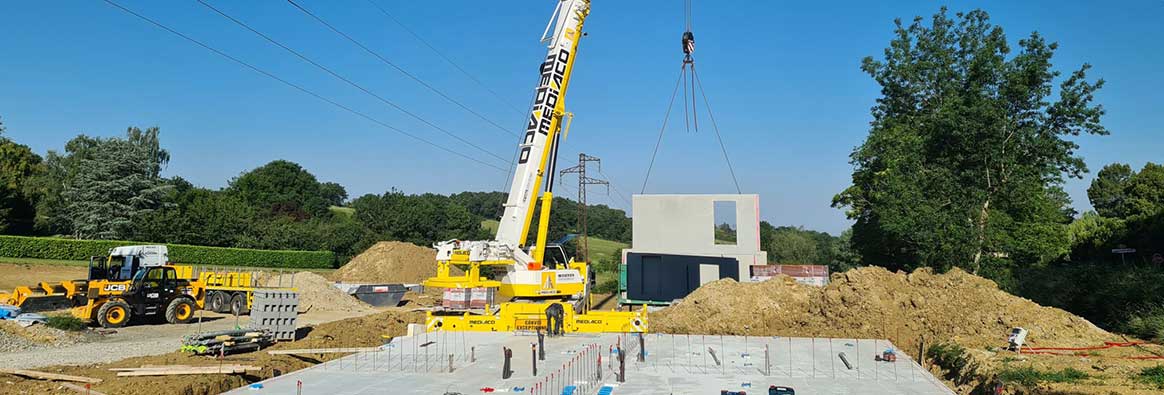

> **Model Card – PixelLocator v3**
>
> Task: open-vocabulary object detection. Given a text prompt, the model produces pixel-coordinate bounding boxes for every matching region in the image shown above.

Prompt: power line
[365,0,524,117]
[597,168,634,208]
[195,0,508,165]
[286,0,517,138]
[99,0,506,172]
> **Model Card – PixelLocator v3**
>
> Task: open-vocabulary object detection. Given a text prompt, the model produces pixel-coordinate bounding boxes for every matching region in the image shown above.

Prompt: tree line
[0,123,632,265]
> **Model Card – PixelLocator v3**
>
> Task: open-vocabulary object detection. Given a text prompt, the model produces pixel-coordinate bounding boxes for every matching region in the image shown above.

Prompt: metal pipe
[839,352,853,370]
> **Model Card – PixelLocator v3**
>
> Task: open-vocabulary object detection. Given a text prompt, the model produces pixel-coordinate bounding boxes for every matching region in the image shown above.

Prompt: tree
[1088,163,1134,218]
[833,8,1107,275]
[768,227,818,264]
[34,127,172,239]
[0,131,44,234]
[133,177,259,247]
[352,190,486,245]
[319,182,348,207]
[227,160,329,219]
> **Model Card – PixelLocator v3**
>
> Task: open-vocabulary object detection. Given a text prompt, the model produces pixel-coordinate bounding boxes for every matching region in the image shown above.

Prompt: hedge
[0,235,334,269]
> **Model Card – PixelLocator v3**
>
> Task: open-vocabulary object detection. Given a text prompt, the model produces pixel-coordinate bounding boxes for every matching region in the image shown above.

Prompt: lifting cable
[640,0,742,194]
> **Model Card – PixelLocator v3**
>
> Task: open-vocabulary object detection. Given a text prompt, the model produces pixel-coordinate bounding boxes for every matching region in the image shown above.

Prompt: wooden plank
[0,369,102,384]
[267,347,378,355]
[108,365,253,372]
[59,383,108,395]
[114,366,260,377]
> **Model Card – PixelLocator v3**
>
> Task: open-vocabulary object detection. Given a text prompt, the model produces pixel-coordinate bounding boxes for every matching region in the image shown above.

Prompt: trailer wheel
[166,298,195,324]
[229,293,249,316]
[206,291,225,313]
[97,300,131,328]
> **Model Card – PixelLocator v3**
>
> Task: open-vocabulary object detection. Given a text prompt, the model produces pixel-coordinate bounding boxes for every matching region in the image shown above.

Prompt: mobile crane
[423,0,647,333]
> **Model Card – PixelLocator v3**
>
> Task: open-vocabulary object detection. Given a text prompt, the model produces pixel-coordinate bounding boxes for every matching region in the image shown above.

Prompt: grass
[997,366,1090,387]
[1123,308,1164,342]
[480,219,500,233]
[582,237,628,265]
[45,315,86,331]
[0,257,89,267]
[1137,365,1164,389]
[328,206,355,218]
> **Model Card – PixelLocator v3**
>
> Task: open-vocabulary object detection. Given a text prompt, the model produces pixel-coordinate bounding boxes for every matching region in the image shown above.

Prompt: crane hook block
[681,31,695,55]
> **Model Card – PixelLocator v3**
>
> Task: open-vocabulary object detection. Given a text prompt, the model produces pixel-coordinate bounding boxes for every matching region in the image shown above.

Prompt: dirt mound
[277,309,426,351]
[653,267,1116,353]
[264,272,372,313]
[332,241,460,284]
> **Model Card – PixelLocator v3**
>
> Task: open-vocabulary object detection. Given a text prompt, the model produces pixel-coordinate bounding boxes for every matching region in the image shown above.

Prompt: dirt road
[0,309,381,369]
[0,263,85,290]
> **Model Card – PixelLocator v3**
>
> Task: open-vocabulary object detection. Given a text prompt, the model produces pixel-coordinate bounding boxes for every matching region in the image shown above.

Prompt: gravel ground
[0,312,247,369]
[0,330,38,353]
[0,309,379,369]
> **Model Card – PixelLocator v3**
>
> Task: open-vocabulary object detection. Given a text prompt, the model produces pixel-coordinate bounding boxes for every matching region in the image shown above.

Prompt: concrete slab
[229,333,954,395]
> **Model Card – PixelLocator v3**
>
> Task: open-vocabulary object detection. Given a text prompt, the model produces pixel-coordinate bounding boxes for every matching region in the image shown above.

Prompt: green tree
[833,8,1107,275]
[352,190,486,245]
[1088,163,1134,218]
[34,127,171,239]
[228,160,330,219]
[133,177,259,247]
[319,181,348,207]
[0,129,45,234]
[768,227,818,264]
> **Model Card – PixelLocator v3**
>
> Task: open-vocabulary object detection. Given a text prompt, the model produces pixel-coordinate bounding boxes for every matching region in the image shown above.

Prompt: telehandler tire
[166,298,195,324]
[97,300,131,328]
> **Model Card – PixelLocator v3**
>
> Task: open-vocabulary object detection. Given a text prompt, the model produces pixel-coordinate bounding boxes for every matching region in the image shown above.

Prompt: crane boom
[496,0,590,249]
[423,0,646,334]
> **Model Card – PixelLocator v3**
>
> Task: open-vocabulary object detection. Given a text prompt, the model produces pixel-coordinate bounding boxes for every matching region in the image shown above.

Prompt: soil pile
[278,309,426,350]
[653,267,1116,352]
[264,272,372,313]
[331,241,460,284]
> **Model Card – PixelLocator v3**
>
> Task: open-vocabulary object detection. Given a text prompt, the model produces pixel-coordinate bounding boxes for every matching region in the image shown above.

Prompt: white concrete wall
[626,194,768,279]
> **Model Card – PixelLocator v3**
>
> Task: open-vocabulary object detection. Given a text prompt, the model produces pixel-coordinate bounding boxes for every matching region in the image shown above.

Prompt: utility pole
[559,153,609,262]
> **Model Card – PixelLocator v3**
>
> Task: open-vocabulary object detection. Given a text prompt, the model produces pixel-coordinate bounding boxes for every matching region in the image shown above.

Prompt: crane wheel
[166,298,195,324]
[97,300,131,328]
[229,293,249,316]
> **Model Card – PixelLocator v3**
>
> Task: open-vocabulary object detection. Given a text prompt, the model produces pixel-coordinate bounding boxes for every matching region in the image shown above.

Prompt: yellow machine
[2,245,293,327]
[424,0,647,334]
[0,264,206,328]
[0,246,232,328]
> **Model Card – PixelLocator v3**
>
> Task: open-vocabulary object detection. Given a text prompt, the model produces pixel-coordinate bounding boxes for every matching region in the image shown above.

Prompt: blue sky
[2,1,1161,235]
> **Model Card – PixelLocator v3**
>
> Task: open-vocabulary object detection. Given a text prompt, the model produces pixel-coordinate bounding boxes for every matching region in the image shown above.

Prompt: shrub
[1123,307,1164,342]
[997,366,1089,387]
[45,315,86,331]
[0,235,333,268]
[593,278,620,294]
[1137,365,1164,389]
[927,343,970,373]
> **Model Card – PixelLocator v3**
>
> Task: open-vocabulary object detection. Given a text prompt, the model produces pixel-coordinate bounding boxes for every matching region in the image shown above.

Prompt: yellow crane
[423,0,646,333]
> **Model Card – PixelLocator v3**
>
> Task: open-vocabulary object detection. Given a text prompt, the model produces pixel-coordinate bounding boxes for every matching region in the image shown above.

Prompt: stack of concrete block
[250,290,299,341]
